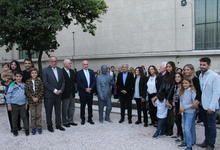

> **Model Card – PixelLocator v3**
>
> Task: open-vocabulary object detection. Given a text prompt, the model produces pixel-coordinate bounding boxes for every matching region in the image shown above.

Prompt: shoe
[18,127,22,131]
[81,120,85,125]
[56,126,65,131]
[206,146,214,150]
[99,120,103,123]
[47,126,54,132]
[152,132,159,138]
[63,124,70,128]
[144,123,148,127]
[135,120,142,124]
[105,118,113,123]
[128,120,132,124]
[37,128,42,134]
[31,129,37,135]
[178,143,187,148]
[69,122,78,126]
[197,142,208,148]
[13,130,18,136]
[119,119,124,123]
[88,120,95,125]
[171,136,177,138]
[175,139,182,142]
[25,130,30,136]
[185,147,192,150]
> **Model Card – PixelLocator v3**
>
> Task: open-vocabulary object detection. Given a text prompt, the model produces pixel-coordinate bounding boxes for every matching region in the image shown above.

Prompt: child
[152,93,171,138]
[173,73,184,142]
[179,78,197,150]
[25,68,44,135]
[6,72,29,136]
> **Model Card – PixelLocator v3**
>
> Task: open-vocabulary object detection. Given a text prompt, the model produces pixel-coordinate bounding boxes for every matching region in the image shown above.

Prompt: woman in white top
[147,65,160,126]
[133,67,148,127]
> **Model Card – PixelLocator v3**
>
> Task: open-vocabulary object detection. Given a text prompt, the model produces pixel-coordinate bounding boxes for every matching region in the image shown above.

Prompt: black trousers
[175,112,183,139]
[148,93,157,124]
[119,95,132,120]
[6,106,21,131]
[44,96,62,127]
[135,98,148,124]
[165,108,175,135]
[80,97,93,121]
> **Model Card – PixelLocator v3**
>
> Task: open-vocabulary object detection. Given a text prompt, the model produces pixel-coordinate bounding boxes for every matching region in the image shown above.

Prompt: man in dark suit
[77,60,95,125]
[42,56,65,132]
[61,59,77,127]
[116,64,134,124]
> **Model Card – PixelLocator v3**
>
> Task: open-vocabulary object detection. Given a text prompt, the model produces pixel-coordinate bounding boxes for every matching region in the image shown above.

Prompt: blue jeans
[156,118,166,135]
[201,108,216,148]
[183,112,196,148]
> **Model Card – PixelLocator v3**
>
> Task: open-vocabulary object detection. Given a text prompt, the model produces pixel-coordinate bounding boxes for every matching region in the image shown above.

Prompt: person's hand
[25,104,28,110]
[141,98,145,102]
[7,106,12,111]
[85,88,92,93]
[179,107,184,113]
[152,96,157,102]
[192,100,200,108]
[121,90,127,94]
[207,109,214,114]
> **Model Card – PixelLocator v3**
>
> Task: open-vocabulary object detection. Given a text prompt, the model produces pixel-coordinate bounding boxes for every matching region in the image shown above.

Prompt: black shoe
[56,126,65,131]
[178,143,187,148]
[13,130,18,136]
[152,132,159,138]
[88,120,95,125]
[175,139,182,142]
[144,123,148,127]
[32,128,37,135]
[47,126,54,132]
[63,124,70,128]
[128,120,132,124]
[25,130,29,136]
[135,120,142,124]
[37,128,42,134]
[197,142,207,148]
[81,120,85,125]
[119,118,124,123]
[185,147,192,150]
[18,127,22,131]
[69,122,78,126]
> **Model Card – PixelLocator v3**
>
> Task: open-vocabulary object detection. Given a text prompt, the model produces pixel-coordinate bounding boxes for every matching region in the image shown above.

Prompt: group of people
[1,56,220,150]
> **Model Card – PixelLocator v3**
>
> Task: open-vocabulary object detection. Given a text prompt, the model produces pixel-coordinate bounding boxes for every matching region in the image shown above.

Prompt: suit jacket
[77,69,95,99]
[42,66,65,98]
[61,68,76,99]
[134,76,147,99]
[116,72,134,100]
[25,78,44,104]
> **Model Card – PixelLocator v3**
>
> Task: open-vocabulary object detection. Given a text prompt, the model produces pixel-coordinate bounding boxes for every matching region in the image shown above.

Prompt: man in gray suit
[42,56,65,132]
[96,65,114,123]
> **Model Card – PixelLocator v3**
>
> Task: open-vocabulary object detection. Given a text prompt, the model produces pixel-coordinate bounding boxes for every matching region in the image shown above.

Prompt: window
[19,50,39,59]
[195,0,220,50]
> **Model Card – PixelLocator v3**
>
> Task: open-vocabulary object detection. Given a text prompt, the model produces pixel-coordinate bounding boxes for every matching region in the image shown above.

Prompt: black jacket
[157,79,175,102]
[192,76,202,102]
[134,76,147,99]
[62,68,76,99]
[146,75,161,94]
[117,72,134,100]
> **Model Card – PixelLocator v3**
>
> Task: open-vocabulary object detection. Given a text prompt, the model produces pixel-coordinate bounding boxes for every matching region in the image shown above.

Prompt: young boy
[25,68,44,135]
[152,93,171,138]
[6,72,29,136]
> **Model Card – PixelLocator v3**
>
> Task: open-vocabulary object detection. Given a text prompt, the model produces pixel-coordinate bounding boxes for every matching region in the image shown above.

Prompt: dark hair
[163,61,176,83]
[30,68,39,74]
[10,60,21,72]
[176,68,183,73]
[14,71,23,77]
[148,65,159,76]
[2,63,9,68]
[135,67,145,78]
[199,57,211,65]
[175,72,183,84]
[24,58,33,63]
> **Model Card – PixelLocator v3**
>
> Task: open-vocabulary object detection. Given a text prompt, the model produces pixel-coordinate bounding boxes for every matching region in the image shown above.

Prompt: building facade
[0,0,220,72]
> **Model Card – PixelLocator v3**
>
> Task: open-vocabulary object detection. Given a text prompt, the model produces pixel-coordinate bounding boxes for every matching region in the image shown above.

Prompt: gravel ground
[0,105,219,150]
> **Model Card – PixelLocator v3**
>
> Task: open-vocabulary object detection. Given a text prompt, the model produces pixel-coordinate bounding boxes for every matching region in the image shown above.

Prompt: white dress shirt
[199,69,220,111]
[83,69,90,87]
[52,67,59,82]
[147,76,157,94]
[64,67,70,78]
[134,76,141,98]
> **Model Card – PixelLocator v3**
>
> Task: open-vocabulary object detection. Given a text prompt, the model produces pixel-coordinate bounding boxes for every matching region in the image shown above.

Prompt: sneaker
[13,130,18,136]
[185,147,192,150]
[178,143,187,148]
[135,120,142,124]
[25,130,29,136]
[197,142,207,148]
[31,128,37,135]
[37,128,42,134]
[152,132,159,138]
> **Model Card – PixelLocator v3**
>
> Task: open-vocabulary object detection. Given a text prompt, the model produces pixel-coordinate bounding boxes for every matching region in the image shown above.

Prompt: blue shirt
[180,88,196,113]
[122,72,128,85]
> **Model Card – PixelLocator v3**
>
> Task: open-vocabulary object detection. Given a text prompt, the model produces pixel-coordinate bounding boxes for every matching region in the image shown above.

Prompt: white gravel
[0,105,219,150]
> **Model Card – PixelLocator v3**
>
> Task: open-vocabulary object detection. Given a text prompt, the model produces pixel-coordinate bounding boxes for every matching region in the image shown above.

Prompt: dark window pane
[205,23,217,49]
[195,0,205,24]
[218,0,220,21]
[206,0,217,23]
[195,24,205,49]
[217,23,220,48]
[19,50,39,59]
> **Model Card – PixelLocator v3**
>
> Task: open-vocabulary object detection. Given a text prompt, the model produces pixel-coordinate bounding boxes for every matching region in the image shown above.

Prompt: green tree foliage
[0,0,107,72]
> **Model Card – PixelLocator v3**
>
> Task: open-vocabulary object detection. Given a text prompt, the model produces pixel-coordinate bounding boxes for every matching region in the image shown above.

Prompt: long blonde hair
[183,64,196,80]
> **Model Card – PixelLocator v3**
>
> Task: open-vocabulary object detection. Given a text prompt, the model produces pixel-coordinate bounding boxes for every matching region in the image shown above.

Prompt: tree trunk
[38,50,43,77]
[27,50,32,60]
